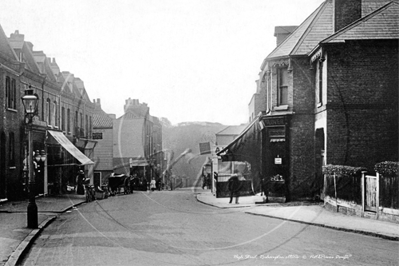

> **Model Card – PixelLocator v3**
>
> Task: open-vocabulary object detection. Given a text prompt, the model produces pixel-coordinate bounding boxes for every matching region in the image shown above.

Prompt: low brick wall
[324,196,399,224]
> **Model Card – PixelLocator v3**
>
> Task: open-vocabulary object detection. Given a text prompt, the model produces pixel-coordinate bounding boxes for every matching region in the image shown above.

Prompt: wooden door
[365,175,377,212]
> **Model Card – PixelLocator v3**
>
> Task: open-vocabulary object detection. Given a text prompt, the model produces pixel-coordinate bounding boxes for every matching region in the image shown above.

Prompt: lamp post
[35,150,46,194]
[21,87,39,229]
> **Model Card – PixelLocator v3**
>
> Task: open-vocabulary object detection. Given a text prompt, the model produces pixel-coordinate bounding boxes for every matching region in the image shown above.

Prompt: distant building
[92,98,113,187]
[113,98,162,181]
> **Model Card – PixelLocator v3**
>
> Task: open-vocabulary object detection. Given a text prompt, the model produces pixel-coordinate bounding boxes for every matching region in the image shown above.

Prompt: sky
[0,0,324,126]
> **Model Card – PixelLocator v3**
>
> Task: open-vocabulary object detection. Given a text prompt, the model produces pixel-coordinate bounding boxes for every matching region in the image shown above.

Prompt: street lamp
[21,87,39,229]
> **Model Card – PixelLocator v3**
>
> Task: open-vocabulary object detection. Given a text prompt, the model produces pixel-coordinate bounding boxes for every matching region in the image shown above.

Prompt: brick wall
[326,40,398,170]
[287,57,316,199]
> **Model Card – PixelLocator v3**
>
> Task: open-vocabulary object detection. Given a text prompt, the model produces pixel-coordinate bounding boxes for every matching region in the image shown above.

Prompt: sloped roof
[362,0,392,16]
[267,1,333,59]
[93,108,113,128]
[322,1,399,43]
[216,124,247,136]
[0,25,18,59]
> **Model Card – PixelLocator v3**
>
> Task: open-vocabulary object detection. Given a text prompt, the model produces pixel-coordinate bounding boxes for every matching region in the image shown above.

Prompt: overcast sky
[1,0,324,125]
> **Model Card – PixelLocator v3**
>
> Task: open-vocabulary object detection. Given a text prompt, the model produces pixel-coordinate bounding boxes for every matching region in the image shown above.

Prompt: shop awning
[48,130,94,165]
[217,116,261,163]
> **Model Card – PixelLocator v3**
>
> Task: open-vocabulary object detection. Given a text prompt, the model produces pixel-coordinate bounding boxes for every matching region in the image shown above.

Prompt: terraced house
[0,26,96,201]
[219,0,398,201]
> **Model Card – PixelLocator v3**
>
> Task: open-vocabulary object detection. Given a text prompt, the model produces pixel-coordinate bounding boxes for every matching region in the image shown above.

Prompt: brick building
[219,0,398,201]
[0,27,96,200]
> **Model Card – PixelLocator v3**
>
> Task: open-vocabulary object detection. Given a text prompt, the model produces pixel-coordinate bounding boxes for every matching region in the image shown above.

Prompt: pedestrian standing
[150,178,156,191]
[76,170,85,195]
[228,170,242,204]
[156,178,161,191]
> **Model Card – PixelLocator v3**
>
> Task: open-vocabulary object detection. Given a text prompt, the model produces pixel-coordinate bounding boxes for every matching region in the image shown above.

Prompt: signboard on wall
[199,142,211,155]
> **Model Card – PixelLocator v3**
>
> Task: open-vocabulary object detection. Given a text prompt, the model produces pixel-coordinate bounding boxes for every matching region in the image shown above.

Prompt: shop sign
[263,117,285,126]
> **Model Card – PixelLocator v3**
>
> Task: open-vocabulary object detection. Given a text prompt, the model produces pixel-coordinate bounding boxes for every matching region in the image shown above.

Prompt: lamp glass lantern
[40,150,46,162]
[21,88,39,117]
[35,150,41,162]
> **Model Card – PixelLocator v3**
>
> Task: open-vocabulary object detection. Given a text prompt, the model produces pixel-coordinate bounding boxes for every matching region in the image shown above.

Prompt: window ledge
[7,108,17,113]
[274,105,289,111]
[9,166,16,170]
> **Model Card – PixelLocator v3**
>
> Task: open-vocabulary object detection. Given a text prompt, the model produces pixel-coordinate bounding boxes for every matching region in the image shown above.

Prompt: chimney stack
[274,26,297,47]
[333,0,361,32]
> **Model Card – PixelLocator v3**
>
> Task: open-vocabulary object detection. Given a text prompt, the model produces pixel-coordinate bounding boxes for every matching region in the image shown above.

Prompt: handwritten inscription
[234,254,352,261]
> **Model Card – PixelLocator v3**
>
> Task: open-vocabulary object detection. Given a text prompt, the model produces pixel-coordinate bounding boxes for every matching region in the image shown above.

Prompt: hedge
[375,161,399,177]
[322,165,366,204]
[375,161,399,209]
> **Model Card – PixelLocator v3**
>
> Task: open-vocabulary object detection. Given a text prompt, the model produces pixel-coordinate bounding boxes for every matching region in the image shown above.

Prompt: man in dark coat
[228,170,242,204]
[76,170,85,195]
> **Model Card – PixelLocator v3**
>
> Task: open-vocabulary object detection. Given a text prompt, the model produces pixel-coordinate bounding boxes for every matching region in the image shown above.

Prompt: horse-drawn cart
[108,173,133,195]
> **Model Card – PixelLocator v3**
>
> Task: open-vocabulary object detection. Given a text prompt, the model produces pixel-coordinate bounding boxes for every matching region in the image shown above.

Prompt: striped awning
[48,130,94,165]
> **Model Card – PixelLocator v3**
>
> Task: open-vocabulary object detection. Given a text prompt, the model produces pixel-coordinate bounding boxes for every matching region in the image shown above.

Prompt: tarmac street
[1,189,397,266]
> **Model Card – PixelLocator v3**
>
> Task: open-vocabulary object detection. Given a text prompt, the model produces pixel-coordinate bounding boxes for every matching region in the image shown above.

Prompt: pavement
[0,191,398,266]
[196,191,399,241]
[0,194,86,266]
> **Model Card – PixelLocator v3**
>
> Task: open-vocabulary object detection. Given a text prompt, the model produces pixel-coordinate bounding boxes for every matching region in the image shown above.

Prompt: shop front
[260,115,291,201]
[216,118,262,198]
[46,130,94,195]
